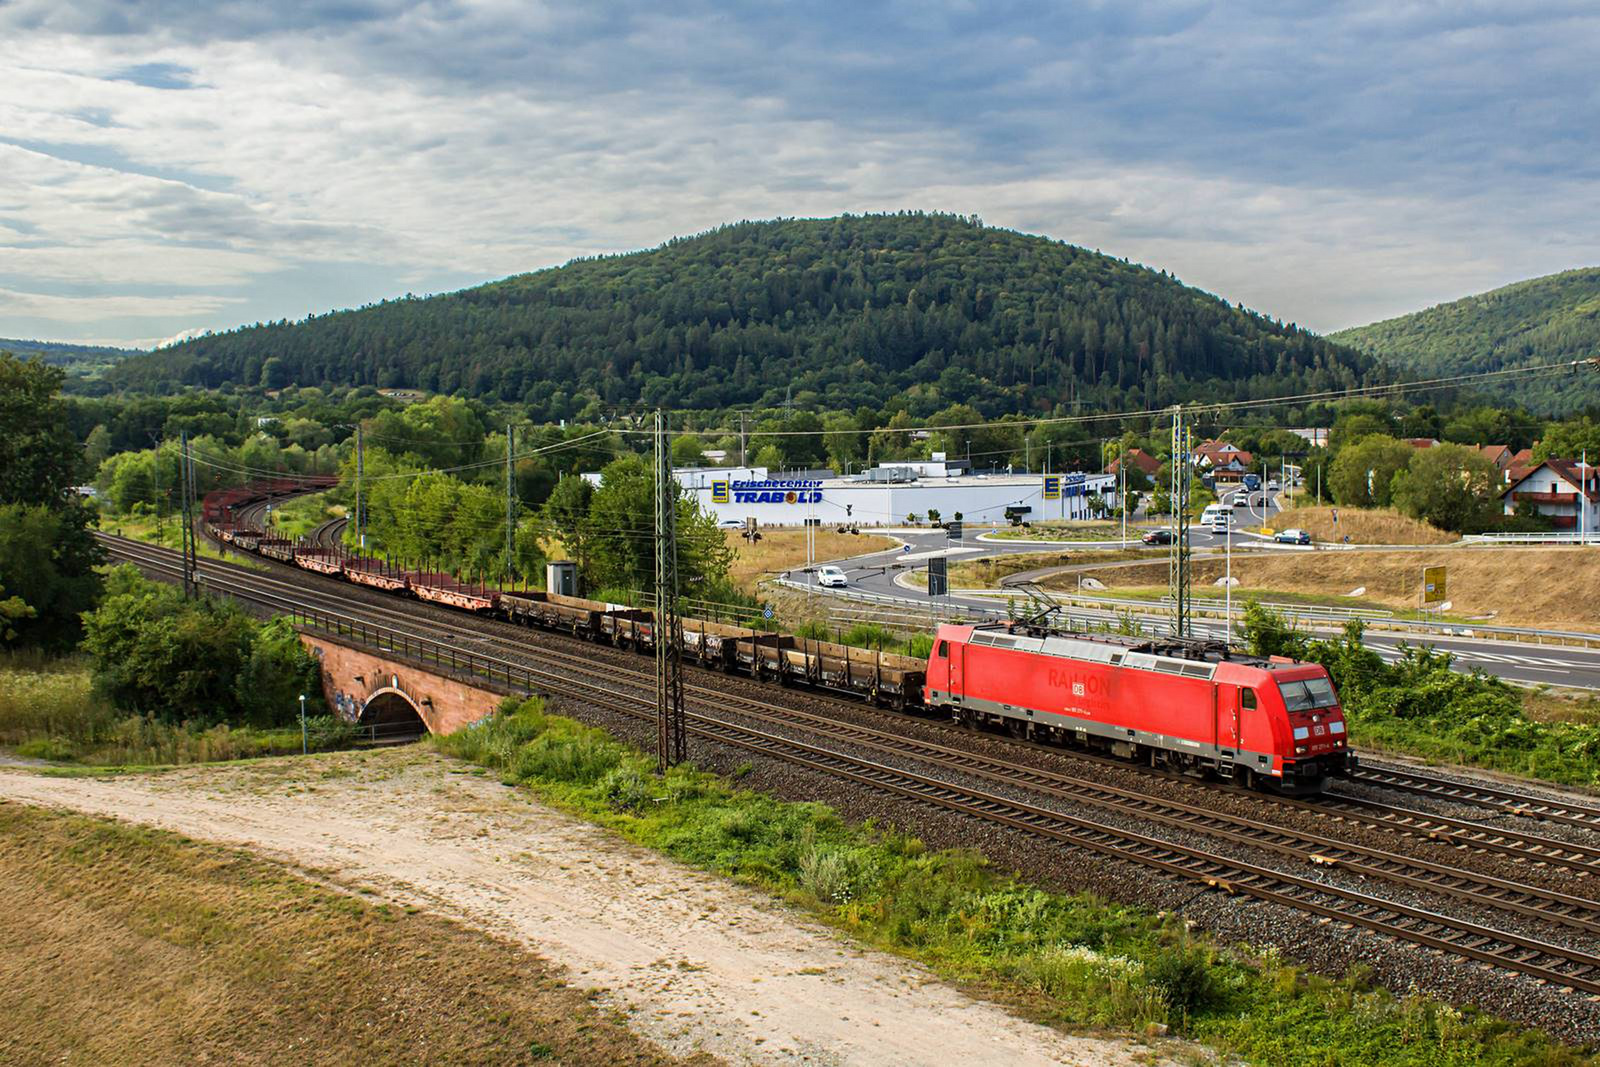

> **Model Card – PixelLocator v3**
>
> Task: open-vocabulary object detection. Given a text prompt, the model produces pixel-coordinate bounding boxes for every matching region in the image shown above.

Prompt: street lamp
[299,693,307,754]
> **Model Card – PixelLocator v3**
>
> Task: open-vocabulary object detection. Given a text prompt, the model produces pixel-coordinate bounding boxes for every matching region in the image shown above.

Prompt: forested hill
[1331,267,1600,414]
[1,338,140,378]
[111,213,1377,419]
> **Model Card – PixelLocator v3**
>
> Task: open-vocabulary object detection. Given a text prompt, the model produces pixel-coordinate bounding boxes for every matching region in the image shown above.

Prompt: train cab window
[1241,688,1258,710]
[1280,678,1338,711]
[936,640,948,658]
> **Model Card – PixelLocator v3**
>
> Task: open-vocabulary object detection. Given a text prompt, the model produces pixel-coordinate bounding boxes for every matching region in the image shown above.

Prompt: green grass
[437,697,1591,1066]
[99,512,265,568]
[267,491,342,540]
[0,653,353,767]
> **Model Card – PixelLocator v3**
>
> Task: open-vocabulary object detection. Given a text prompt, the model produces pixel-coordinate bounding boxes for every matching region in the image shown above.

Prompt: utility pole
[151,434,165,546]
[739,411,747,468]
[180,430,198,598]
[1168,407,1191,637]
[355,423,365,551]
[1120,458,1127,544]
[653,410,686,772]
[504,423,517,581]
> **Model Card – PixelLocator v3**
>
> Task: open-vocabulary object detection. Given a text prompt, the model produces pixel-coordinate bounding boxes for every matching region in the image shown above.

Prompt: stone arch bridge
[299,633,505,738]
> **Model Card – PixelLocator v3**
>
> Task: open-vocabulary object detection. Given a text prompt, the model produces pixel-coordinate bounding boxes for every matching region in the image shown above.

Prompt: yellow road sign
[1422,565,1447,605]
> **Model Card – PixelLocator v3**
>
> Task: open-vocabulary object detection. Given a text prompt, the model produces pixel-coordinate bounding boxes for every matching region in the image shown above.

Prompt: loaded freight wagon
[925,624,1353,793]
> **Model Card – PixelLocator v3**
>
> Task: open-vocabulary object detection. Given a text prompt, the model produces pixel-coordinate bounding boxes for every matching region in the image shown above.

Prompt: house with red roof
[1106,448,1162,479]
[1501,459,1599,532]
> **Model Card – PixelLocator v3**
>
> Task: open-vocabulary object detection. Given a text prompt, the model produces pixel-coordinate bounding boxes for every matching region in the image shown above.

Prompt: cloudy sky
[2,1,1597,348]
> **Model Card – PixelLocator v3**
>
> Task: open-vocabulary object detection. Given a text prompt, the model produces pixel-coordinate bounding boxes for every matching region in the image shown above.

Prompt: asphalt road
[787,492,1600,691]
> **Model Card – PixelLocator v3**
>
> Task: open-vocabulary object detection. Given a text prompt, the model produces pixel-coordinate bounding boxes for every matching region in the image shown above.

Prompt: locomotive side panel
[954,643,1219,753]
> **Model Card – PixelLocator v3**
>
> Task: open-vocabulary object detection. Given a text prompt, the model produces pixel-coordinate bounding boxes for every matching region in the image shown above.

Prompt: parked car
[1274,528,1311,545]
[816,565,849,588]
[717,519,745,528]
[1140,528,1175,545]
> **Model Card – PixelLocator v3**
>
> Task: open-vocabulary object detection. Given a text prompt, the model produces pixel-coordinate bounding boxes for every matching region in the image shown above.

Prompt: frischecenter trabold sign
[722,479,824,504]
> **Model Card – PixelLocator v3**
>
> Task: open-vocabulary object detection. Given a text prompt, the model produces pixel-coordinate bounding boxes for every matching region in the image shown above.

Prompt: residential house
[1106,448,1162,479]
[1193,440,1254,483]
[1501,459,1600,532]
[1506,447,1536,484]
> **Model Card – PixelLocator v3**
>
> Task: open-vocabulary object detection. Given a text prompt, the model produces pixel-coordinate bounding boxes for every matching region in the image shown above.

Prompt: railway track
[102,533,1600,995]
[1349,764,1600,832]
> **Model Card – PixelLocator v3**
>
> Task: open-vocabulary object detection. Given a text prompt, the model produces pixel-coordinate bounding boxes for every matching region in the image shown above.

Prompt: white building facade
[686,466,1115,527]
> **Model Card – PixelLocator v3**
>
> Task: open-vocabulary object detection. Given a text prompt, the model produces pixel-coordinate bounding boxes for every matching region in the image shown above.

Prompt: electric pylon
[654,410,686,770]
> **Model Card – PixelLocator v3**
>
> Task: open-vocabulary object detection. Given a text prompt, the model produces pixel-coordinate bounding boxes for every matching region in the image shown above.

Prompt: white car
[816,565,848,588]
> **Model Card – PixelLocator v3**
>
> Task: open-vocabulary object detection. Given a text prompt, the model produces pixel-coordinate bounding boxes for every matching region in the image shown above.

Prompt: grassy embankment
[1276,504,1456,545]
[722,527,893,594]
[1040,547,1600,632]
[0,653,352,766]
[981,520,1151,542]
[0,803,680,1066]
[437,697,1589,1066]
[266,491,344,540]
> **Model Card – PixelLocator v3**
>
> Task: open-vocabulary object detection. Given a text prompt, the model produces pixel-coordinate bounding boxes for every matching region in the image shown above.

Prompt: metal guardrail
[1463,532,1600,545]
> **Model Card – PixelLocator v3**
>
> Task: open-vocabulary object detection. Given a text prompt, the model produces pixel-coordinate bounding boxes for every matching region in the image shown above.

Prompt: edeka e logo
[1043,475,1061,500]
[711,481,730,504]
[730,479,823,504]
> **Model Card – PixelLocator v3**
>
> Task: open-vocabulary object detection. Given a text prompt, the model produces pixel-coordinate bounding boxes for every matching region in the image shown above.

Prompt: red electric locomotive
[925,623,1354,794]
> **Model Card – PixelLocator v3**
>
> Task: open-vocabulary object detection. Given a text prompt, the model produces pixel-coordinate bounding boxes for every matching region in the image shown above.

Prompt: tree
[1390,443,1497,532]
[82,424,113,475]
[822,413,863,474]
[1328,435,1413,507]
[541,474,596,575]
[583,455,732,594]
[0,354,81,506]
[234,617,325,728]
[81,567,257,722]
[0,503,103,649]
[82,567,324,724]
[1535,416,1600,461]
[670,434,706,467]
[0,581,35,644]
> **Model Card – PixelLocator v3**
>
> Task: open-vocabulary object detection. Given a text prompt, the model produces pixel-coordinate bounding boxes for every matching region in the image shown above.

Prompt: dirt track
[0,750,1174,1067]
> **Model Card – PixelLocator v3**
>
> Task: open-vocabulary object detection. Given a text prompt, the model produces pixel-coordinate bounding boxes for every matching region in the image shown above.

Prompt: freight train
[203,482,1353,794]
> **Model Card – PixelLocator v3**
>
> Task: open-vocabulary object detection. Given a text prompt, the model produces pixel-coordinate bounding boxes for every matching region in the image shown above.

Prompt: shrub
[599,766,652,811]
[1147,941,1223,1017]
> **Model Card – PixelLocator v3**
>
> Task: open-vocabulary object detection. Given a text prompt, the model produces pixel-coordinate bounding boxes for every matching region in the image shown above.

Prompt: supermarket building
[671,459,1116,528]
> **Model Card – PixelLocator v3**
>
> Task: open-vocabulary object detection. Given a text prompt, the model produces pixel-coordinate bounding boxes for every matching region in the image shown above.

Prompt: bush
[80,566,325,726]
[1147,941,1223,1017]
[599,766,652,811]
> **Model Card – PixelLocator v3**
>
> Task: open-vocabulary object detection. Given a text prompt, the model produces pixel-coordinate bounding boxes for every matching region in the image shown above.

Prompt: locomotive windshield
[1279,676,1338,711]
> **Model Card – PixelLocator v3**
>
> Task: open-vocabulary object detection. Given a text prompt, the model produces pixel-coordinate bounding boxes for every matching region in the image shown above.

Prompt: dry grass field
[1048,547,1599,630]
[1276,505,1455,545]
[723,527,893,593]
[0,802,683,1067]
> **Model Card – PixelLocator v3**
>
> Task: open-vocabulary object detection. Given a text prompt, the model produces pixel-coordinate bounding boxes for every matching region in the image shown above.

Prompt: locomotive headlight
[1294,745,1308,755]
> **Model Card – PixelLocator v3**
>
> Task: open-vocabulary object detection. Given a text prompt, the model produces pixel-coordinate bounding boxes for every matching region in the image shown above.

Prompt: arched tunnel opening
[359,690,429,745]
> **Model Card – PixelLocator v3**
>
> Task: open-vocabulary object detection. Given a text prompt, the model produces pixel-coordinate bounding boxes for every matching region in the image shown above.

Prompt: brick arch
[360,687,430,740]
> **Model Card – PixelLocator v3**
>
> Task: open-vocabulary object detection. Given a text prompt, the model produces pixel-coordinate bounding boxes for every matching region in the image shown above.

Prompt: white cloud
[0,1,1596,344]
